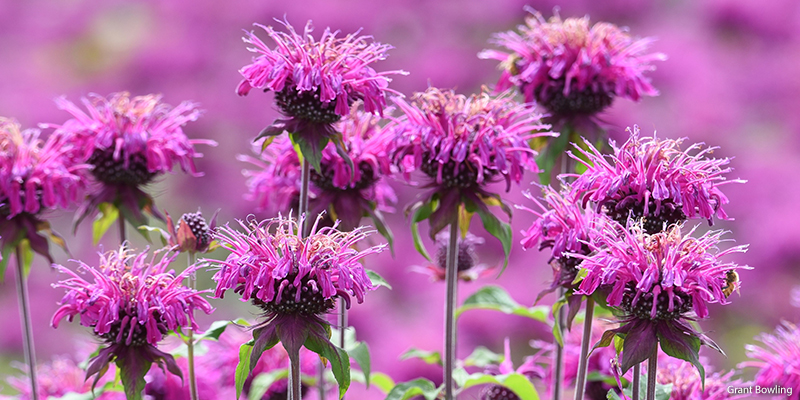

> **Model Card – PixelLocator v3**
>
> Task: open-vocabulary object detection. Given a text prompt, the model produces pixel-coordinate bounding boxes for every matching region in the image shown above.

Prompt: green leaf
[463,346,504,368]
[290,131,328,172]
[366,270,392,290]
[456,371,540,400]
[195,319,250,342]
[551,297,566,347]
[304,328,350,398]
[384,378,440,400]
[235,340,255,400]
[456,285,549,322]
[92,202,119,245]
[370,372,396,394]
[620,373,672,400]
[137,225,169,246]
[399,348,442,366]
[248,369,289,400]
[536,124,573,186]
[348,342,371,388]
[658,327,704,388]
[474,205,513,272]
[367,208,394,255]
[410,201,435,261]
[260,136,276,152]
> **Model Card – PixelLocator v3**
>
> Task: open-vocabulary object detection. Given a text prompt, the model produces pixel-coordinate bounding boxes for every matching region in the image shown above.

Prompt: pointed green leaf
[399,348,442,366]
[366,270,392,290]
[463,346,504,368]
[456,285,549,322]
[536,124,572,185]
[290,132,328,172]
[384,378,440,400]
[304,325,350,398]
[351,370,394,394]
[248,369,289,400]
[348,342,371,388]
[194,318,250,342]
[410,201,435,261]
[92,203,119,245]
[658,327,704,388]
[474,205,513,272]
[137,225,169,246]
[456,371,540,400]
[235,340,255,400]
[367,208,394,255]
[551,297,567,346]
[260,136,277,152]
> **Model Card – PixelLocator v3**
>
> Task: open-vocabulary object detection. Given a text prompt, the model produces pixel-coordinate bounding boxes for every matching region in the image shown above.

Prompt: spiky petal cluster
[210,214,384,311]
[569,126,741,234]
[479,9,665,116]
[392,87,550,192]
[51,246,214,396]
[658,356,750,400]
[739,321,800,397]
[0,356,124,400]
[51,92,216,226]
[0,118,87,217]
[237,19,402,117]
[0,118,88,267]
[239,108,397,231]
[519,186,601,295]
[577,223,745,321]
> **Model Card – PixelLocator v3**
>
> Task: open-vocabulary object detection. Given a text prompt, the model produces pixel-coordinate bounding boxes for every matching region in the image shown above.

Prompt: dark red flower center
[101,313,168,347]
[435,239,479,273]
[481,385,520,400]
[311,162,377,192]
[604,195,686,235]
[88,148,156,186]
[274,86,342,124]
[533,80,614,116]
[622,285,693,321]
[179,212,212,250]
[420,159,497,188]
[248,274,335,316]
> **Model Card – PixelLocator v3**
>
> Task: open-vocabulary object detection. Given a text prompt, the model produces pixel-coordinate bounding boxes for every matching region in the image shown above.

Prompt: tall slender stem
[443,221,459,399]
[15,246,39,400]
[298,157,311,400]
[118,213,126,244]
[339,300,348,400]
[646,352,657,400]
[186,252,199,400]
[552,287,565,400]
[632,364,641,400]
[573,297,595,400]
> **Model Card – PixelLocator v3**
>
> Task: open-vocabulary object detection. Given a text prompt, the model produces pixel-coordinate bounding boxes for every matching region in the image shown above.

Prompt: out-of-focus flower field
[1,0,799,398]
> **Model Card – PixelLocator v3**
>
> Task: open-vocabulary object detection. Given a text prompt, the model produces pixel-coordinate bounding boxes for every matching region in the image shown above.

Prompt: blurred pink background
[1,0,799,398]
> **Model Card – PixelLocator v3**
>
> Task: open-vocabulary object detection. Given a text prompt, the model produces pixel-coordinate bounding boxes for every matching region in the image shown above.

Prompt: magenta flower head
[479,8,665,118]
[569,126,742,235]
[207,213,386,396]
[239,107,397,238]
[1,356,124,400]
[739,321,800,398]
[413,231,492,282]
[576,222,748,380]
[51,245,214,400]
[0,118,88,276]
[519,185,604,305]
[50,92,216,237]
[391,87,553,264]
[238,18,406,171]
[657,356,750,400]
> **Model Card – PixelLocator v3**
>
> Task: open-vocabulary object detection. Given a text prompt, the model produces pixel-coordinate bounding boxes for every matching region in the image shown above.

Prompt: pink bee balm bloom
[50,92,216,229]
[239,108,397,233]
[657,356,750,400]
[238,19,406,170]
[739,321,800,398]
[1,356,124,400]
[0,118,88,269]
[576,222,747,374]
[51,246,214,398]
[207,214,385,386]
[518,186,604,300]
[391,87,553,245]
[568,126,742,234]
[480,9,665,116]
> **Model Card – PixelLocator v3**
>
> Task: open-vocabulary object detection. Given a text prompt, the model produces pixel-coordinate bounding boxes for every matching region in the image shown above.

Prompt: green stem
[646,352,657,400]
[290,346,302,400]
[573,297,595,400]
[552,287,565,400]
[299,158,311,236]
[632,364,641,400]
[119,213,126,244]
[443,221,459,399]
[298,157,311,400]
[187,252,199,400]
[15,246,39,400]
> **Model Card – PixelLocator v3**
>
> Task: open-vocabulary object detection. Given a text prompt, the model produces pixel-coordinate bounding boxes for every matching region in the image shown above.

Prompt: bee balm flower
[51,246,213,399]
[480,9,665,117]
